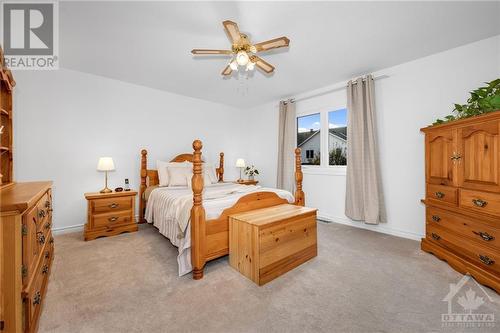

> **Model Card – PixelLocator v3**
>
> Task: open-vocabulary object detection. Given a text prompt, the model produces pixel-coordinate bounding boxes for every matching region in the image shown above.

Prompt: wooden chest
[1,181,54,333]
[421,111,500,293]
[229,204,317,286]
[84,191,138,241]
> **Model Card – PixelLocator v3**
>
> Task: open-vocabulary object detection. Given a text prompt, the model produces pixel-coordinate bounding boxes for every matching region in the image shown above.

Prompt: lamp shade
[235,158,246,168]
[97,157,115,171]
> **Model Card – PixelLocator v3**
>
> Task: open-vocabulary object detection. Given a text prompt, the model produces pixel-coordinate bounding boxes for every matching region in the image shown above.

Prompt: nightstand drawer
[92,210,133,229]
[92,196,132,214]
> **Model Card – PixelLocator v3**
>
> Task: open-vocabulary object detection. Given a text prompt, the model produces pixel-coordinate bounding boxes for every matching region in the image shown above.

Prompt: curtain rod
[285,74,389,104]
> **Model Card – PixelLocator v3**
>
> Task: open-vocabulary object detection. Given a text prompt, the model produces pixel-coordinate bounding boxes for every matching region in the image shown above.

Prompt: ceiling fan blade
[253,37,290,52]
[191,49,232,55]
[221,65,232,76]
[222,20,241,43]
[250,55,275,74]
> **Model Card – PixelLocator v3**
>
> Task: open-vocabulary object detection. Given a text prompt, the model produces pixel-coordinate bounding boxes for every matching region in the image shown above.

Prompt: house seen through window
[297,108,348,166]
[297,113,320,165]
[328,108,348,166]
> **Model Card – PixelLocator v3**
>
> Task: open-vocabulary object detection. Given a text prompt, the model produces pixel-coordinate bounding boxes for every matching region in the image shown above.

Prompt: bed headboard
[139,149,224,222]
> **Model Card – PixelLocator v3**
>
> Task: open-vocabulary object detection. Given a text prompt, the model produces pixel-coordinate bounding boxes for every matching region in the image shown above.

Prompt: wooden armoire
[421,111,500,293]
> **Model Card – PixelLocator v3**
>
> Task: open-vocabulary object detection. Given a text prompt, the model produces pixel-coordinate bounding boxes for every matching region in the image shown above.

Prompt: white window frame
[296,104,347,176]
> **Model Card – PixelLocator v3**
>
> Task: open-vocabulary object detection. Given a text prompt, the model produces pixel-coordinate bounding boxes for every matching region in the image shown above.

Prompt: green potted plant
[433,78,500,125]
[244,165,259,181]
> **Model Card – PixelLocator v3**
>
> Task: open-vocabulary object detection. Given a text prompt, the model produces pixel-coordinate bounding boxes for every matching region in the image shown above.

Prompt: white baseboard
[52,224,84,235]
[317,213,424,241]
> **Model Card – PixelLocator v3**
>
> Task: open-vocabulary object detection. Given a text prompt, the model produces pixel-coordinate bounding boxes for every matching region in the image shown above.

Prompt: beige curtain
[277,99,296,192]
[345,75,386,224]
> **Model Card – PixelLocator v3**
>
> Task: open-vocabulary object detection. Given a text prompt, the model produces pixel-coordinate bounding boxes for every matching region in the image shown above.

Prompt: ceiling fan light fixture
[246,62,255,71]
[229,60,238,71]
[191,20,289,76]
[236,51,249,66]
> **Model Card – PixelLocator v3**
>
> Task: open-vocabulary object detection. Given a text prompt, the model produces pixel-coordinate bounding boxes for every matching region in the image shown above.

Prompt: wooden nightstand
[235,180,259,185]
[84,190,138,241]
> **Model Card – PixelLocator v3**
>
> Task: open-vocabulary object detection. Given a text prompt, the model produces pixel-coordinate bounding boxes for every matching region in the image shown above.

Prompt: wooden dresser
[84,191,138,241]
[421,111,500,293]
[1,181,54,332]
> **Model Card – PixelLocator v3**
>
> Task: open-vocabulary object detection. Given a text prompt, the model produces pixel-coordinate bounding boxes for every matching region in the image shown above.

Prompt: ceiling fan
[191,20,290,76]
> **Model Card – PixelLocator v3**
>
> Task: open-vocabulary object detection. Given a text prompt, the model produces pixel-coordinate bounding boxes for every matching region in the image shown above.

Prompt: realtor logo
[442,274,496,328]
[1,1,58,69]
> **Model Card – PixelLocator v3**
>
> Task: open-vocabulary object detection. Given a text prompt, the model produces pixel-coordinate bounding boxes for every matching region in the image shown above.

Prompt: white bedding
[144,182,294,276]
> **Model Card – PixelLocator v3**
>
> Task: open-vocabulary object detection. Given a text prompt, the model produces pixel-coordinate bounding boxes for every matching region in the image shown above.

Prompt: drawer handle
[435,192,445,199]
[431,215,441,222]
[33,291,41,305]
[108,217,118,222]
[450,153,462,161]
[45,200,51,208]
[44,222,51,230]
[472,199,487,208]
[479,255,495,266]
[42,265,49,274]
[473,231,495,241]
[38,210,46,218]
[37,232,46,245]
[431,233,441,241]
[49,237,54,244]
[44,251,50,259]
[109,203,119,209]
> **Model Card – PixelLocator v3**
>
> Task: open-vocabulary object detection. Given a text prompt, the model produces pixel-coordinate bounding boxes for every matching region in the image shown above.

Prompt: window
[296,107,348,169]
[297,113,320,165]
[328,108,348,165]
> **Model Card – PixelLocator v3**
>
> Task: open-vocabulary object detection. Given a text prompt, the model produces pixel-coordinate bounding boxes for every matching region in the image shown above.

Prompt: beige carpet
[39,222,499,333]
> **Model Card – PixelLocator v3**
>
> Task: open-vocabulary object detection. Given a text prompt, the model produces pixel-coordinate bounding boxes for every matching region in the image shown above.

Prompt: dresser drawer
[426,184,457,206]
[460,189,500,217]
[92,196,132,214]
[427,224,500,275]
[426,206,500,249]
[32,191,52,236]
[92,210,133,229]
[22,206,41,286]
[24,235,53,330]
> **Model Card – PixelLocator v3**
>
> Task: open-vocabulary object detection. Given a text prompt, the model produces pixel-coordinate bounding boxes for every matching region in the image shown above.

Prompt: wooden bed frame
[139,140,305,279]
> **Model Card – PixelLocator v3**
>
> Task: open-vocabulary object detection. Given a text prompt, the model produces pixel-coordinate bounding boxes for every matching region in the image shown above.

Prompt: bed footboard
[191,140,206,279]
[294,148,305,206]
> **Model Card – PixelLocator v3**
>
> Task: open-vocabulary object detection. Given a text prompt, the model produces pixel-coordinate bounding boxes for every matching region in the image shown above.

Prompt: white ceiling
[60,1,500,108]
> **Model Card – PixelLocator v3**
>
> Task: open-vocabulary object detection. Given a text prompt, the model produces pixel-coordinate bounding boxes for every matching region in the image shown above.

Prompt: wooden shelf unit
[0,45,15,188]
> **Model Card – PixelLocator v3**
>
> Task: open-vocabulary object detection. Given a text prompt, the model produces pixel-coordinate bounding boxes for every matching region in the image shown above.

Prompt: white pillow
[168,166,192,186]
[203,164,218,184]
[186,170,214,188]
[157,161,191,186]
[156,160,170,186]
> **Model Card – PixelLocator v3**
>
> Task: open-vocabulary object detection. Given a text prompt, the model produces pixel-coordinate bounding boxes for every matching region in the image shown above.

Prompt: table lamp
[236,158,246,183]
[97,157,115,193]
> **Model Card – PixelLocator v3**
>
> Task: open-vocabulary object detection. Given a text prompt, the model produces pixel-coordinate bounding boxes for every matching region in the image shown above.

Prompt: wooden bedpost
[191,140,207,280]
[139,149,148,223]
[294,148,305,206]
[218,152,224,182]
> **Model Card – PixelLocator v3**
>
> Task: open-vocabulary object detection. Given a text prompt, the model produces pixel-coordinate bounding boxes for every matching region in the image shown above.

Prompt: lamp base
[100,187,112,194]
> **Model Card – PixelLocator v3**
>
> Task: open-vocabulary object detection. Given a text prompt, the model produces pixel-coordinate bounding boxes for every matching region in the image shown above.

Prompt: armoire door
[426,128,456,186]
[457,119,500,192]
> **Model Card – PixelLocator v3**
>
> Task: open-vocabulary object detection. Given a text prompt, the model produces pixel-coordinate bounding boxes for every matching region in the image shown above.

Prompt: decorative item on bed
[139,141,305,280]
